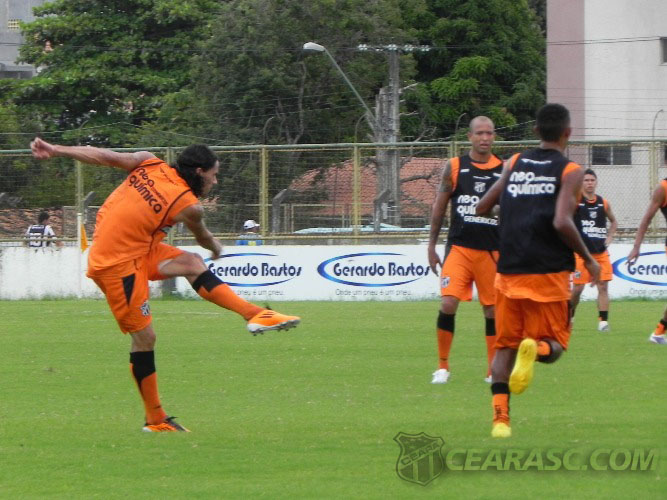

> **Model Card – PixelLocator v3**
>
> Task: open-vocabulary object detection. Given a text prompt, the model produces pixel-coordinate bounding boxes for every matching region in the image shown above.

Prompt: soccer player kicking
[570,168,617,331]
[476,104,599,438]
[427,116,502,384]
[31,138,300,432]
[627,176,667,344]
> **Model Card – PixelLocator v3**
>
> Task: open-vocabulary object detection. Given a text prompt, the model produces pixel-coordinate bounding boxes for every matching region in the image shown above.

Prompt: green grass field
[1,299,665,498]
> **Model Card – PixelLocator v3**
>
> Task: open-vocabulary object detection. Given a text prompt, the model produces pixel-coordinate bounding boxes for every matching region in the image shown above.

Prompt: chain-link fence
[0,140,664,245]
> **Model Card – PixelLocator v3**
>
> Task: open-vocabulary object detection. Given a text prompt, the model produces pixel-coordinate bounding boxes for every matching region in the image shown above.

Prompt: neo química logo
[317,252,430,287]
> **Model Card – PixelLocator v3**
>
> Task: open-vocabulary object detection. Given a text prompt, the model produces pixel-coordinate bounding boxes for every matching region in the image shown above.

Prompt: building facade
[0,0,48,78]
[547,0,667,229]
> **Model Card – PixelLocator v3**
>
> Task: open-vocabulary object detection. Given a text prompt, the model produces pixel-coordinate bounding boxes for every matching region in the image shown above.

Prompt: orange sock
[654,320,667,336]
[492,393,510,425]
[537,340,551,358]
[130,351,167,425]
[437,329,453,369]
[436,311,455,370]
[192,270,262,320]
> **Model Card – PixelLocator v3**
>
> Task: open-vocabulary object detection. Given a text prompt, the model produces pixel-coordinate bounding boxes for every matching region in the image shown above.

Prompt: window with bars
[7,19,20,31]
[591,145,631,166]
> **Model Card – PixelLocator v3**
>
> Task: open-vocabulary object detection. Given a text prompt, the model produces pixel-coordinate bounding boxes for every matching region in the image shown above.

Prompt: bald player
[427,116,503,385]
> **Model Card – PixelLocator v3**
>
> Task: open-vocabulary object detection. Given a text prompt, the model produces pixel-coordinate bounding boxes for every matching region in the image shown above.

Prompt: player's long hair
[173,144,218,197]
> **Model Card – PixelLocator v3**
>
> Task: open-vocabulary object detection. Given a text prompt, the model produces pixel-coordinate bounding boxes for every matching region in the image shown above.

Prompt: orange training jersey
[88,157,199,273]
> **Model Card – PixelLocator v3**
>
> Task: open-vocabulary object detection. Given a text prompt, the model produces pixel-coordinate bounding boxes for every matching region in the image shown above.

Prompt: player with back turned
[31,137,300,432]
[427,116,503,384]
[476,104,600,438]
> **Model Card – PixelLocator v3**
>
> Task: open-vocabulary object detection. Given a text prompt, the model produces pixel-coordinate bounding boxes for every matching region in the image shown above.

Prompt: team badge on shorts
[441,276,450,288]
[140,301,151,317]
[574,271,581,279]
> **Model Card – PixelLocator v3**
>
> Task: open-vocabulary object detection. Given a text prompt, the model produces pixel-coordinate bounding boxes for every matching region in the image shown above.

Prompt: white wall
[583,0,667,141]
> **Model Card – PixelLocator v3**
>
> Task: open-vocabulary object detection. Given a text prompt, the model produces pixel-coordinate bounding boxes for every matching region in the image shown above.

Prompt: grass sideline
[1,299,665,498]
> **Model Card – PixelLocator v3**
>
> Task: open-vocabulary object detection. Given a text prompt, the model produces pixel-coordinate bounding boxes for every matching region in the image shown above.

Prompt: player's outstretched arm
[554,164,600,283]
[30,137,155,171]
[173,204,222,260]
[627,184,665,263]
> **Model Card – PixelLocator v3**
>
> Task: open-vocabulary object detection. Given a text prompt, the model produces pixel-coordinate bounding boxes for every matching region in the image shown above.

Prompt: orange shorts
[87,243,184,333]
[495,291,571,350]
[573,251,612,284]
[440,245,498,305]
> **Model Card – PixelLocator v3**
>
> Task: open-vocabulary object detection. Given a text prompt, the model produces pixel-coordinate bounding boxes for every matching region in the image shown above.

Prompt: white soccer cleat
[484,375,492,383]
[648,333,667,345]
[597,321,610,332]
[431,368,450,384]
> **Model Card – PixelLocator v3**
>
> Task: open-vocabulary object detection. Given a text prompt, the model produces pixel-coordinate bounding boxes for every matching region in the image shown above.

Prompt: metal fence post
[650,140,660,235]
[165,147,176,246]
[75,160,84,296]
[352,146,361,238]
[260,146,269,236]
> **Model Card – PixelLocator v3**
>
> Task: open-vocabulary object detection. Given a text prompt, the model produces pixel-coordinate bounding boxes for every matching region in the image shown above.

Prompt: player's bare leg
[570,284,584,321]
[596,281,610,331]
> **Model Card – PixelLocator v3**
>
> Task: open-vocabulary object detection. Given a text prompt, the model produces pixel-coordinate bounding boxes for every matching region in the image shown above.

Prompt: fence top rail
[2,138,663,156]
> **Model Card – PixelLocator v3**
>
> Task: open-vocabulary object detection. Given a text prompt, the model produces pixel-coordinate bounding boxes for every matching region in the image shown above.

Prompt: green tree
[16,0,218,147]
[180,0,419,146]
[155,0,423,212]
[405,0,545,140]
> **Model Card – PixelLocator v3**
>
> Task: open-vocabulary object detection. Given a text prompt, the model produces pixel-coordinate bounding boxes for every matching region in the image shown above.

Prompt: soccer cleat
[491,422,512,438]
[598,321,610,332]
[509,338,537,395]
[484,375,492,383]
[142,416,190,433]
[431,368,450,384]
[648,333,667,345]
[247,309,300,335]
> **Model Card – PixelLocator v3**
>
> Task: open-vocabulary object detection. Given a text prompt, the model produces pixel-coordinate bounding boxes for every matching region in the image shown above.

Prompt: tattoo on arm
[438,162,453,193]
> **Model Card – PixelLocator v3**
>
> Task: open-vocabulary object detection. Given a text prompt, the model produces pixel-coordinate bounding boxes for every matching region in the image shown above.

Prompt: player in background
[570,169,617,331]
[427,116,503,384]
[627,178,667,344]
[476,104,599,438]
[31,137,301,432]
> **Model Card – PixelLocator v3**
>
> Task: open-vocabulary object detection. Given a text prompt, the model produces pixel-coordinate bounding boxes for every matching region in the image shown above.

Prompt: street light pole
[303,42,429,228]
[302,42,378,133]
[652,109,664,141]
